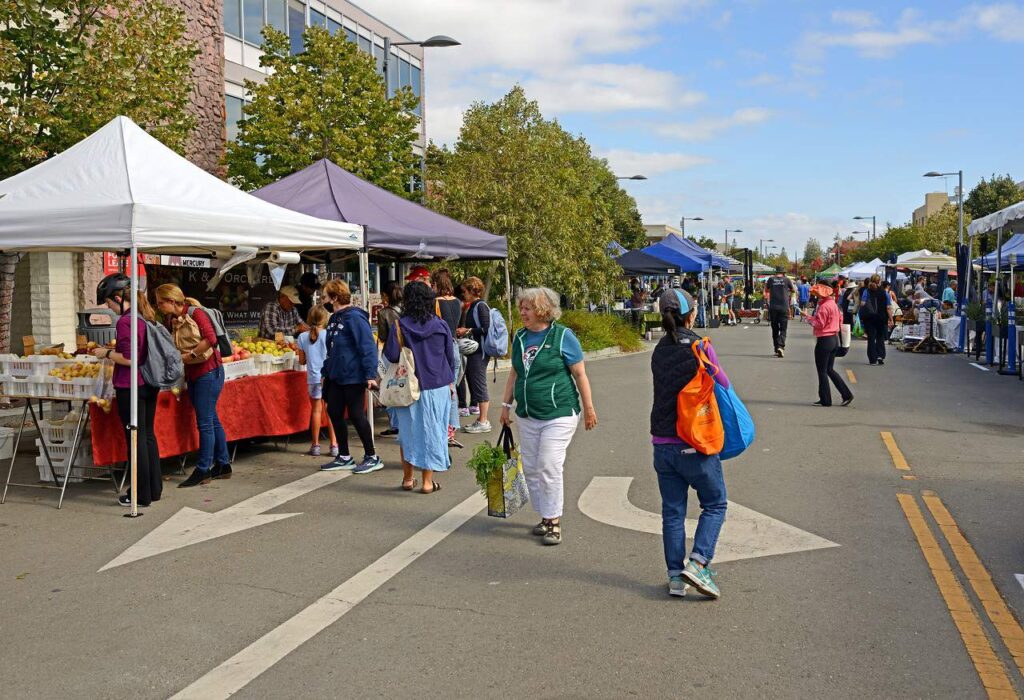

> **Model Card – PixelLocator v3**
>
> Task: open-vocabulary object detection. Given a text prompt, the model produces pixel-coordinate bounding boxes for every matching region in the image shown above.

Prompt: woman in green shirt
[499,287,598,546]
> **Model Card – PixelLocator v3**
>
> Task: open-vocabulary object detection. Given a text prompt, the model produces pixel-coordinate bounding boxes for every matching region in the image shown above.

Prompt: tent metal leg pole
[127,246,140,517]
[504,259,512,323]
[358,248,369,312]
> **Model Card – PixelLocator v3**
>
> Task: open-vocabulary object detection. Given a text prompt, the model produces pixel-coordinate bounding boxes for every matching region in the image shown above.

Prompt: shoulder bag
[378,321,420,407]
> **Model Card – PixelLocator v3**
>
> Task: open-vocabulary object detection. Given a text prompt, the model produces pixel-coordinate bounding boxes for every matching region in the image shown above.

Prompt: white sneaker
[462,420,492,434]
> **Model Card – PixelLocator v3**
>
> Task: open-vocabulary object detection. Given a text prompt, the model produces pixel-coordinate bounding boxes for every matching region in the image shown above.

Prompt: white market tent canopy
[843,258,885,280]
[897,252,958,272]
[0,116,363,253]
[896,249,932,263]
[967,198,1024,237]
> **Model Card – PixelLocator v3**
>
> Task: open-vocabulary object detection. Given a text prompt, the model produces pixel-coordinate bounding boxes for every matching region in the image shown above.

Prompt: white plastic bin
[0,426,15,461]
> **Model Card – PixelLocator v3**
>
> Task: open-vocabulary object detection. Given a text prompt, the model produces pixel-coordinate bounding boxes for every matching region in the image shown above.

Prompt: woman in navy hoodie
[385,282,456,493]
[319,279,382,474]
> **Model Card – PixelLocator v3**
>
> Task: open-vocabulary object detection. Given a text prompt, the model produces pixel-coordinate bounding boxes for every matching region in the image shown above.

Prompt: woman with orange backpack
[650,289,729,599]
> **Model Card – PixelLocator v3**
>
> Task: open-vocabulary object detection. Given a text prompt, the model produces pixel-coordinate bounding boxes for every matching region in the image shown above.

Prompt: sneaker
[379,428,399,438]
[462,420,492,434]
[542,521,562,546]
[532,520,549,536]
[468,406,480,416]
[668,575,688,597]
[178,467,211,488]
[777,348,785,358]
[458,407,472,417]
[118,493,150,507]
[210,463,232,480]
[352,455,384,474]
[320,456,356,471]
[330,444,339,458]
[308,444,321,457]
[681,560,720,599]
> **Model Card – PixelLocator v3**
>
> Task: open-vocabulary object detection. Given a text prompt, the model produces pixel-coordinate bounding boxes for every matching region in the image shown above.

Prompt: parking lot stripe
[881,432,910,471]
[923,493,1024,678]
[171,491,487,700]
[896,493,1016,697]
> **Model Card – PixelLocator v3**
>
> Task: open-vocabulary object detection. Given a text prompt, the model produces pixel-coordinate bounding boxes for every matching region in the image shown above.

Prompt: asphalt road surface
[2,318,1022,699]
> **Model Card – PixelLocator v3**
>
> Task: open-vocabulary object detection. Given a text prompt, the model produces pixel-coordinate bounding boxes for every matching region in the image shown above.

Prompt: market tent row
[640,242,709,272]
[897,251,958,272]
[973,232,1024,270]
[252,159,507,261]
[817,263,844,279]
[968,198,1024,239]
[842,258,885,280]
[615,249,680,276]
[669,234,732,268]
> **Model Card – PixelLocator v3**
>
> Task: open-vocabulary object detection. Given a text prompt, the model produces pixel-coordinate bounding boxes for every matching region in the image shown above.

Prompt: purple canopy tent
[252,159,507,261]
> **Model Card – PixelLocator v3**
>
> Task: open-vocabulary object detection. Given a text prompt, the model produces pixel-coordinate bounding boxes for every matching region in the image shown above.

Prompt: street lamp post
[853,215,876,240]
[924,169,966,351]
[724,228,742,256]
[616,175,647,181]
[759,238,774,261]
[680,216,703,237]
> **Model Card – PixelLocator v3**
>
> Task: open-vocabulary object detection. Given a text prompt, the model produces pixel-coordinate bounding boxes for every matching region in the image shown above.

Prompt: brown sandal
[420,481,441,494]
[401,478,417,491]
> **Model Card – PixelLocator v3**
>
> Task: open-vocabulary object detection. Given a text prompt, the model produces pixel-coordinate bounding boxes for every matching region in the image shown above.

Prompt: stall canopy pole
[358,247,369,312]
[504,258,512,324]
[1002,253,1018,375]
[127,245,140,518]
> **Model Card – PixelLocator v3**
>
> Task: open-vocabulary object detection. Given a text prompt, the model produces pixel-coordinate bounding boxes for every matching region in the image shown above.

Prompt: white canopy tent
[0,116,365,513]
[897,252,958,272]
[897,249,932,264]
[843,258,885,280]
[967,199,1024,237]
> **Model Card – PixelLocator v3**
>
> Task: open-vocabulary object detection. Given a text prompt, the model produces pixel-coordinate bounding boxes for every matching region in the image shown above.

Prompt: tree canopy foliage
[842,204,968,264]
[802,238,824,265]
[426,87,643,304]
[0,0,197,180]
[964,173,1023,220]
[226,26,420,194]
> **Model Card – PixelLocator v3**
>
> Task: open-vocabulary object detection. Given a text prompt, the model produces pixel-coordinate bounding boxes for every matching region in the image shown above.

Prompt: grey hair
[517,287,562,322]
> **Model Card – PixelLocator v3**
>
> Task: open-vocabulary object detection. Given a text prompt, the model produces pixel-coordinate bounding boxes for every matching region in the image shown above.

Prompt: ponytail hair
[306,305,329,342]
[137,291,156,322]
[868,274,881,291]
[662,308,692,344]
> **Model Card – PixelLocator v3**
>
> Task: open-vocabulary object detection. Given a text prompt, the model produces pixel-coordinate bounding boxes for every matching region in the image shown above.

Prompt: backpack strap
[393,320,405,349]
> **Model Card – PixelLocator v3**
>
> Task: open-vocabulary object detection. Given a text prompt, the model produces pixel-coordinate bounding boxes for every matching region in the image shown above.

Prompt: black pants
[464,351,489,404]
[325,382,375,457]
[768,310,789,351]
[862,315,888,364]
[115,385,161,505]
[814,335,853,406]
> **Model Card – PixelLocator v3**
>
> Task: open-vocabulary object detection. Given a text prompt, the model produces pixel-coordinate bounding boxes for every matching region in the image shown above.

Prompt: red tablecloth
[89,371,312,466]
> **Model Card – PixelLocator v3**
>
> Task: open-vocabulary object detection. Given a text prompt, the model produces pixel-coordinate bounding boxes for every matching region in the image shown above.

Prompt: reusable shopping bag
[675,339,724,455]
[698,342,755,460]
[378,322,420,407]
[171,314,213,365]
[486,426,530,518]
[836,323,851,357]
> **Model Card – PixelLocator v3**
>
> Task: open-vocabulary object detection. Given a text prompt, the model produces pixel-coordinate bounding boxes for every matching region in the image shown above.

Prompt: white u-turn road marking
[578,476,838,563]
[171,492,486,700]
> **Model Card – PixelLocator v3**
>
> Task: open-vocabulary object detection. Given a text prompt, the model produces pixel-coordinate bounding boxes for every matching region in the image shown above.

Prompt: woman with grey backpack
[456,276,491,434]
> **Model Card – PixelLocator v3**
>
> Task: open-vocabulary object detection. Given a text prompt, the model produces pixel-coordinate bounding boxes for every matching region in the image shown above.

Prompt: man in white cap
[259,285,308,339]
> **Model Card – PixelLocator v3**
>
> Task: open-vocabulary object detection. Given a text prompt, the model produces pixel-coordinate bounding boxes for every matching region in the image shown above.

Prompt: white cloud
[596,149,712,177]
[969,3,1024,41]
[656,108,774,141]
[831,10,880,29]
[739,72,782,87]
[524,64,705,113]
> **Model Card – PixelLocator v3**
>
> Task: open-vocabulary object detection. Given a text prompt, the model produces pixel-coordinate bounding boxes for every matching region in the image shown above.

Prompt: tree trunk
[0,252,24,408]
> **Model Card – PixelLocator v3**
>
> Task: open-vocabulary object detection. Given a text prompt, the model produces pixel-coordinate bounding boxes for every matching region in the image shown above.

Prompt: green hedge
[560,310,644,353]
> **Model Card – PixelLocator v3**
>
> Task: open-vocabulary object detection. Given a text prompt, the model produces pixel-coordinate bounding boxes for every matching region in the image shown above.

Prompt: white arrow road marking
[578,476,838,563]
[1016,574,1024,593]
[100,471,352,572]
[171,491,486,700]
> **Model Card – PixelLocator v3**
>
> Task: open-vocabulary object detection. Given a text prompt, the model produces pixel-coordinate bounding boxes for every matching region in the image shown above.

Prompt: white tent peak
[0,115,362,253]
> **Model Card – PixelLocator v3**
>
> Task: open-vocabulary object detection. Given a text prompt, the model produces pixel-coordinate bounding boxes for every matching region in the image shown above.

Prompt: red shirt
[806,297,840,337]
[166,304,221,382]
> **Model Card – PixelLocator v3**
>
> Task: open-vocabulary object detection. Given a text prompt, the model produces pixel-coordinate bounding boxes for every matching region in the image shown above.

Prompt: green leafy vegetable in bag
[465,441,507,492]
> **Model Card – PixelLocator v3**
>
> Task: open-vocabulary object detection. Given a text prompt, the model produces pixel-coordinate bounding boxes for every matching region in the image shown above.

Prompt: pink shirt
[807,297,840,337]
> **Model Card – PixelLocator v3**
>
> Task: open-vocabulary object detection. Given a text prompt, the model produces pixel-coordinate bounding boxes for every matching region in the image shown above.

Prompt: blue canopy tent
[641,243,708,272]
[607,240,628,257]
[616,249,679,276]
[973,232,1024,270]
[665,234,731,268]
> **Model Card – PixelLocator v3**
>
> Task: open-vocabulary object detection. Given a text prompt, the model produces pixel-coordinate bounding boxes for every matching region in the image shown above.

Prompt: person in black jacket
[456,276,491,434]
[858,274,892,365]
[650,289,727,600]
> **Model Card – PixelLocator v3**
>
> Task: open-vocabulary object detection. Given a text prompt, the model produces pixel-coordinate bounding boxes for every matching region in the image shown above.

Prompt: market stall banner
[89,371,312,466]
[145,264,282,328]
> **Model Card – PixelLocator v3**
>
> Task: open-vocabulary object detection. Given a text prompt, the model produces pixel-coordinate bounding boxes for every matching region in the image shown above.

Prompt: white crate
[222,357,256,382]
[253,353,292,375]
[0,376,41,397]
[35,438,93,468]
[36,457,91,483]
[0,426,15,461]
[38,420,77,444]
[45,376,98,401]
[0,354,54,379]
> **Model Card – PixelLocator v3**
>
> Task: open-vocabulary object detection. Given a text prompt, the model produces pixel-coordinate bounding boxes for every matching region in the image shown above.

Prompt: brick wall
[170,0,226,175]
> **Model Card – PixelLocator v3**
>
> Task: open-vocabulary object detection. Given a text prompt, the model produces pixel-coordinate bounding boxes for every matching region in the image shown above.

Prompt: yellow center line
[846,369,857,384]
[896,493,1017,697]
[881,431,910,471]
[922,492,1024,678]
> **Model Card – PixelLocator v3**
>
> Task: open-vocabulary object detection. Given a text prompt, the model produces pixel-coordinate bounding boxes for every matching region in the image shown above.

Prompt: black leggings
[813,335,853,406]
[325,382,375,457]
[862,315,888,364]
[115,385,161,505]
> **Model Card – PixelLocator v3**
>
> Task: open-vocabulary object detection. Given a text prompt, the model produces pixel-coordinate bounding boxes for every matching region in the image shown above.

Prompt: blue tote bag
[698,341,756,460]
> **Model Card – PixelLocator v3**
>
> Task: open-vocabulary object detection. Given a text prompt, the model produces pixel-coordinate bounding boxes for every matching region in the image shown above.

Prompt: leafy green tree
[964,174,1024,220]
[0,0,196,356]
[426,87,624,305]
[802,238,823,265]
[226,26,420,194]
[692,235,720,252]
[592,166,646,251]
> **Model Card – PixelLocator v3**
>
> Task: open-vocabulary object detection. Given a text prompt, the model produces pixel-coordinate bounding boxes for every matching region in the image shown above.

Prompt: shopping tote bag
[675,339,724,455]
[486,426,530,518]
[378,322,420,407]
[699,341,755,460]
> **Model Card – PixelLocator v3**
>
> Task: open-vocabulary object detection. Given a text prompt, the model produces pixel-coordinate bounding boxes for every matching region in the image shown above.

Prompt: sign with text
[145,265,281,328]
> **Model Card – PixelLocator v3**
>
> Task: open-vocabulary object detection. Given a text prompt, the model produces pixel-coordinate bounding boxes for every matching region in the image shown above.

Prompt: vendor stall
[0,116,364,511]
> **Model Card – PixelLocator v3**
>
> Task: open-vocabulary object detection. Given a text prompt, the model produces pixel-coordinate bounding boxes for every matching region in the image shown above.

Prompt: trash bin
[76,308,118,346]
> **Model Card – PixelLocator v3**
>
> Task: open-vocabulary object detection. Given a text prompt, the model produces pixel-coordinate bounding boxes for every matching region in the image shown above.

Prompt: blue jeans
[449,341,462,429]
[386,407,399,429]
[652,444,727,575]
[189,366,230,471]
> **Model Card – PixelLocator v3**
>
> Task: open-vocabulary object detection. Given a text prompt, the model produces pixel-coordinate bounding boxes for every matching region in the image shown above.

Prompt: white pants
[517,413,580,519]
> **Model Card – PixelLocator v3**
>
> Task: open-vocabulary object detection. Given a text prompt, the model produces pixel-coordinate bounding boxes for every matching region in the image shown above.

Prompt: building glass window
[399,57,411,90]
[373,42,384,75]
[358,34,372,55]
[288,0,305,54]
[327,17,341,35]
[225,95,245,143]
[224,0,241,37]
[344,26,357,43]
[411,64,422,116]
[387,53,399,96]
[242,0,264,45]
[309,8,325,26]
[267,0,287,34]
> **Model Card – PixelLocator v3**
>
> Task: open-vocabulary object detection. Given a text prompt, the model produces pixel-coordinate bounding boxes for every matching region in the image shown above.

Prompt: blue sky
[357,1,1024,258]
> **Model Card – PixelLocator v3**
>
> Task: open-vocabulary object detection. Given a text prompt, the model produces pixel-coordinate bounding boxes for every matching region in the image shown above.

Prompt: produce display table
[89,371,312,466]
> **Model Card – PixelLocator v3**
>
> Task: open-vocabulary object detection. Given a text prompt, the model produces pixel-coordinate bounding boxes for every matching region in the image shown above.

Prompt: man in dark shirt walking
[765,268,796,357]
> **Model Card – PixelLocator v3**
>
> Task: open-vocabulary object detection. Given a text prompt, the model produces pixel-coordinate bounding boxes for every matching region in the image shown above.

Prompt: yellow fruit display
[49,362,100,380]
[237,340,290,357]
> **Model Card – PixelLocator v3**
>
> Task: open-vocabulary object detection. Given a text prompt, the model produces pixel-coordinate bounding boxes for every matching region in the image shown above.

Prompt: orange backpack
[675,339,724,454]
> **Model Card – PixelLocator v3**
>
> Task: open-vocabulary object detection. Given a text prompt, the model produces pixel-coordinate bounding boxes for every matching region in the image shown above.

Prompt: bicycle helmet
[96,273,131,305]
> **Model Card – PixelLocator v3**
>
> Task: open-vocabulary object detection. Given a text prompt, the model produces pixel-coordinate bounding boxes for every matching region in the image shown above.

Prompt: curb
[489,342,653,372]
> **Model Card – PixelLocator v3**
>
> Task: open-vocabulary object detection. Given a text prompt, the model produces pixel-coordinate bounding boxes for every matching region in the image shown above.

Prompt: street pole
[680,217,685,237]
[957,170,967,353]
